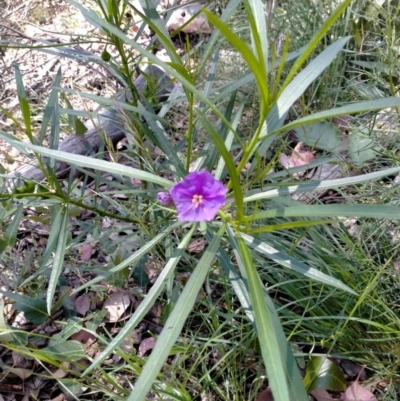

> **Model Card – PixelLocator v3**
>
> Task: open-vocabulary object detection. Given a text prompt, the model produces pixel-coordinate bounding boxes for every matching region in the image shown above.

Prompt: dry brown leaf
[80,244,93,261]
[340,383,377,401]
[71,329,96,346]
[340,367,377,401]
[104,290,131,322]
[138,337,157,357]
[279,143,315,171]
[74,293,91,316]
[52,362,70,379]
[120,329,142,352]
[188,238,207,254]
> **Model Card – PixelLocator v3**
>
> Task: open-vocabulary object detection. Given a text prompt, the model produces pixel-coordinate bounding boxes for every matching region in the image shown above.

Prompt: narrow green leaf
[244,166,400,203]
[82,225,196,376]
[41,207,64,272]
[197,0,242,73]
[137,0,182,65]
[240,233,357,294]
[126,224,225,401]
[39,67,62,145]
[272,97,400,136]
[197,109,244,220]
[4,204,23,248]
[203,10,268,106]
[47,207,69,315]
[14,64,33,142]
[0,137,172,187]
[246,204,400,221]
[264,36,351,139]
[214,94,246,180]
[281,0,352,91]
[233,229,291,401]
[244,0,269,94]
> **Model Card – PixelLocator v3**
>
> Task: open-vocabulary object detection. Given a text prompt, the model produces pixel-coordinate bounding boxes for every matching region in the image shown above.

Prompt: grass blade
[126,224,225,401]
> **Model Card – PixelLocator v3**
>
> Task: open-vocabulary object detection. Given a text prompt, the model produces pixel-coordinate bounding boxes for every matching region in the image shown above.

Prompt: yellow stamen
[192,194,203,208]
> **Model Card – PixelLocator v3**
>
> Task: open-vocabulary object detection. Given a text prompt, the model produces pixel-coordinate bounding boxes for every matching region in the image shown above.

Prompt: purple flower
[170,170,227,222]
[157,191,174,206]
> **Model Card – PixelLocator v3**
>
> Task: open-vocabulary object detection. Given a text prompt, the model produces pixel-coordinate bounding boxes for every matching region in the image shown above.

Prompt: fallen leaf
[70,330,96,346]
[279,149,315,169]
[104,290,130,322]
[188,238,207,254]
[80,244,93,261]
[340,383,377,401]
[138,337,157,357]
[52,362,70,378]
[74,293,91,316]
[340,366,377,401]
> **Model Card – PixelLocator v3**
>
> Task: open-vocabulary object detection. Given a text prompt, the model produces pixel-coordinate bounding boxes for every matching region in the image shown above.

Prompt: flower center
[192,194,203,208]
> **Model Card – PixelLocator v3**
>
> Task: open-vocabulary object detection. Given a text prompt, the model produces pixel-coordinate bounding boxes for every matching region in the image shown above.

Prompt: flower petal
[170,170,227,222]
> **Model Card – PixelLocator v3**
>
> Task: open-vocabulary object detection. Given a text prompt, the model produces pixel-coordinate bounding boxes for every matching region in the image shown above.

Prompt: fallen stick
[10,65,174,183]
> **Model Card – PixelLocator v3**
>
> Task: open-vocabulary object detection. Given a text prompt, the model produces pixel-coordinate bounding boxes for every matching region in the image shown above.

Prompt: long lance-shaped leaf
[197,109,244,220]
[127,224,225,401]
[223,232,309,400]
[245,204,400,221]
[264,36,351,137]
[0,138,172,187]
[270,96,400,136]
[204,10,269,107]
[280,0,352,92]
[244,166,400,203]
[82,224,197,376]
[228,226,303,401]
[244,0,269,100]
[14,64,33,142]
[240,232,357,294]
[47,206,69,315]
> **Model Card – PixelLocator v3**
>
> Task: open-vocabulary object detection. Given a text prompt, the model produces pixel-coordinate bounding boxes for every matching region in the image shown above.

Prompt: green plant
[2,0,400,399]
